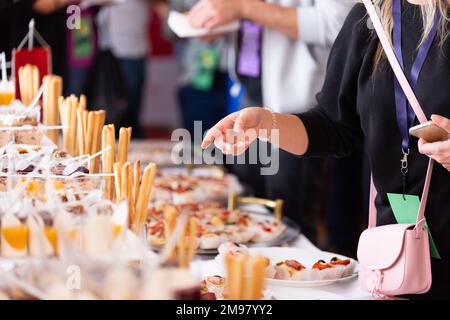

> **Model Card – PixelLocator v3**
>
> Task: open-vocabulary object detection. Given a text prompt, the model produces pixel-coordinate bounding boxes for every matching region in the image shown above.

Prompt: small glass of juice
[0,80,15,106]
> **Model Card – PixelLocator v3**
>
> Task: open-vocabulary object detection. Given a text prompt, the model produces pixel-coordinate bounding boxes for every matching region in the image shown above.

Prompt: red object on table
[12,47,52,100]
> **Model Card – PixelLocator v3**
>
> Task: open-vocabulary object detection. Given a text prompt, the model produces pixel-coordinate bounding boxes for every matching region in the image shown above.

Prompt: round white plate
[248,247,358,288]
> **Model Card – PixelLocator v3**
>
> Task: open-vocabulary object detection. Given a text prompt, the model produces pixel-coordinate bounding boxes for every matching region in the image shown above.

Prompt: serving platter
[248,247,358,288]
[148,213,300,255]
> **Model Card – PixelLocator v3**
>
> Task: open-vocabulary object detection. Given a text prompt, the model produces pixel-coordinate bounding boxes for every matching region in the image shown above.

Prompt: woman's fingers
[431,114,450,133]
[201,112,239,149]
[418,138,447,156]
[188,1,212,27]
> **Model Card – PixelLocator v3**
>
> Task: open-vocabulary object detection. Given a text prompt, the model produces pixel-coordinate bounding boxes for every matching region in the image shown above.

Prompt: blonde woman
[202,0,450,299]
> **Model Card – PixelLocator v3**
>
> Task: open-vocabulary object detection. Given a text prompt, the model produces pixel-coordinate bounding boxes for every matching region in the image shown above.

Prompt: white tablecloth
[193,234,373,300]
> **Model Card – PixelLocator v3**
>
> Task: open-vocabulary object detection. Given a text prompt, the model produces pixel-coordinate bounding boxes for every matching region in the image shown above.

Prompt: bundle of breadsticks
[59,94,106,171]
[224,253,267,300]
[42,75,62,144]
[18,64,40,105]
[163,206,198,268]
[102,126,132,200]
[58,94,86,156]
[113,161,157,232]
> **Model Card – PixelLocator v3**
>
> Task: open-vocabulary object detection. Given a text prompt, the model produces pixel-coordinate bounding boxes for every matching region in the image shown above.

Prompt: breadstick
[101,126,110,199]
[31,66,39,100]
[118,127,127,166]
[113,162,122,201]
[126,127,132,160]
[120,162,130,204]
[186,217,198,267]
[60,98,69,152]
[244,257,266,300]
[89,112,100,172]
[86,111,95,156]
[23,65,31,105]
[76,109,85,156]
[133,160,141,207]
[18,66,25,103]
[126,163,134,226]
[43,76,62,144]
[225,253,244,300]
[135,163,157,227]
[177,221,187,268]
[68,98,78,155]
[79,94,87,110]
[92,110,105,173]
[162,205,178,240]
[107,125,116,199]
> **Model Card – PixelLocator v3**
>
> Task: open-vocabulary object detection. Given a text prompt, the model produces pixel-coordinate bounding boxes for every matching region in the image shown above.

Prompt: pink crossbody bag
[357,0,434,297]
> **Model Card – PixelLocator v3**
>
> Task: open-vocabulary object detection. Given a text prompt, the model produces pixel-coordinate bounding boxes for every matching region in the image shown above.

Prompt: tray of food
[146,202,300,255]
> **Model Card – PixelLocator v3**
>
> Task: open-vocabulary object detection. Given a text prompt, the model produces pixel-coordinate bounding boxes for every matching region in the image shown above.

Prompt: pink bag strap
[363,0,434,228]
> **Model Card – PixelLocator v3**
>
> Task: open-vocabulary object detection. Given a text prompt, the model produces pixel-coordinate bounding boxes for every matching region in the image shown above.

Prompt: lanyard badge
[392,0,440,197]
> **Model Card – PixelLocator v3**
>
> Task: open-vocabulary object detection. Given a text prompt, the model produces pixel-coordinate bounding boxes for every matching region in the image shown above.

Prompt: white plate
[248,247,358,288]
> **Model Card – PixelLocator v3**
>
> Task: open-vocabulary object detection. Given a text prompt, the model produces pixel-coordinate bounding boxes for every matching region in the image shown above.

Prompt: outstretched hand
[201,107,270,155]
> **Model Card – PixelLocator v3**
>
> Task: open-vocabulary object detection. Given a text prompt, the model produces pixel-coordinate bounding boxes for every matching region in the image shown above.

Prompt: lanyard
[392,0,440,194]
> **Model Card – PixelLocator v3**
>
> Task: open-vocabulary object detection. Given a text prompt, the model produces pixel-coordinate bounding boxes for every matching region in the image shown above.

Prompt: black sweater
[298,3,450,299]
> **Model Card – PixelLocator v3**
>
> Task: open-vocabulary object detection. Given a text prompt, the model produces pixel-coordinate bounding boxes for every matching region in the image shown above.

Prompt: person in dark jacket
[202,1,450,299]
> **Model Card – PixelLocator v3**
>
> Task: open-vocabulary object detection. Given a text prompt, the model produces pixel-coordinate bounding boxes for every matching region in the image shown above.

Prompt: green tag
[192,49,218,91]
[387,193,441,259]
[73,17,94,58]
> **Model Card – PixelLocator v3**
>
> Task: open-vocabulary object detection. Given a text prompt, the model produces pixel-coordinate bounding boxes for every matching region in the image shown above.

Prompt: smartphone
[409,121,449,142]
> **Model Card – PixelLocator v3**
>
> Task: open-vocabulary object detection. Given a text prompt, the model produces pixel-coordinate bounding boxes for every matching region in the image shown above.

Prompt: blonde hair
[373,0,450,68]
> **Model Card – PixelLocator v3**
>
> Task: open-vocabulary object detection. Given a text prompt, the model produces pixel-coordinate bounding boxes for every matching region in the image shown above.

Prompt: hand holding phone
[409,121,449,142]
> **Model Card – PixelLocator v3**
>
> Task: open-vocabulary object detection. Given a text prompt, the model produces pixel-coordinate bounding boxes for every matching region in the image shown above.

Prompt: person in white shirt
[187,0,353,244]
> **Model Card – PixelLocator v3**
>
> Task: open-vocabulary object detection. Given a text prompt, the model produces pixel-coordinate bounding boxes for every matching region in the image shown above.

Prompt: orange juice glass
[2,225,29,250]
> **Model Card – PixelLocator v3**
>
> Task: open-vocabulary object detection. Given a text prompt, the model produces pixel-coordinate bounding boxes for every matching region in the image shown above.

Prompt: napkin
[168,11,239,38]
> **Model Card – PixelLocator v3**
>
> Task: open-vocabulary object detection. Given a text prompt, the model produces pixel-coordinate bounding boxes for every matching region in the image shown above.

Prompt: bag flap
[357,224,413,270]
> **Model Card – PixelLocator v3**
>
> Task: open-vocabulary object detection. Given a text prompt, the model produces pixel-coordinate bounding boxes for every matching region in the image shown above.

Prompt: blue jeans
[118,58,146,138]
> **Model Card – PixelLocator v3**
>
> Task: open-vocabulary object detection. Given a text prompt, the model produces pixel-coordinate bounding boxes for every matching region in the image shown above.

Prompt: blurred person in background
[96,0,151,138]
[65,5,98,96]
[187,0,353,244]
[155,0,230,138]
